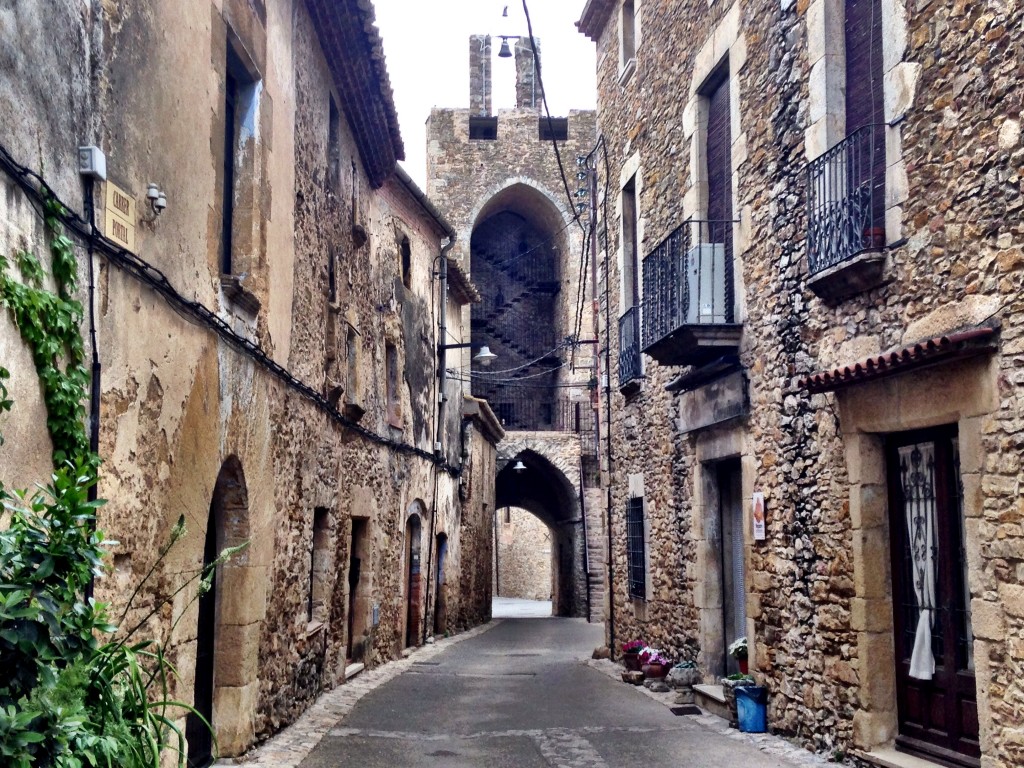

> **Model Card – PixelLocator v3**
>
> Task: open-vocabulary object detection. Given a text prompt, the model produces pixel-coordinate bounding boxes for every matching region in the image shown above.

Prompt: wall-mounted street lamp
[438,342,498,367]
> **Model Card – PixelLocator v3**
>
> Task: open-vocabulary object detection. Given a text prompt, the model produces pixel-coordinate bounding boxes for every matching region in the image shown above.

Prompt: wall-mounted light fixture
[438,341,498,367]
[512,460,527,472]
[145,183,167,217]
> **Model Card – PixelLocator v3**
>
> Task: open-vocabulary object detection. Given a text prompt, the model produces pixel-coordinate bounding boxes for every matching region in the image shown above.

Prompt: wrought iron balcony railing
[806,123,886,275]
[487,396,595,434]
[618,306,642,386]
[640,218,739,367]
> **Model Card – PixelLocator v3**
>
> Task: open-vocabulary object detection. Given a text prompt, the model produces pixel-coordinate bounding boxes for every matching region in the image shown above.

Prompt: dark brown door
[887,427,979,767]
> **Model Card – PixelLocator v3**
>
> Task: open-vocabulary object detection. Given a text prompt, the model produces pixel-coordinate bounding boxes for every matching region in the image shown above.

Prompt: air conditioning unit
[684,242,727,324]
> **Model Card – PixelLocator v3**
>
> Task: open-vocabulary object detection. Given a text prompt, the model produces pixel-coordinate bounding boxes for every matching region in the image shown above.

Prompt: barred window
[626,495,646,599]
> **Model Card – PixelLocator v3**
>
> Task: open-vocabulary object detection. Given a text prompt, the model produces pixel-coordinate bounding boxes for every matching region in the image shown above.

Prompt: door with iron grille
[887,427,979,767]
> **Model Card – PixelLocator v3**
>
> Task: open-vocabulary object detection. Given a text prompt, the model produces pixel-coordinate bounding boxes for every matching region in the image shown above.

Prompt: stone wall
[0,0,497,759]
[496,507,552,601]
[580,0,1023,764]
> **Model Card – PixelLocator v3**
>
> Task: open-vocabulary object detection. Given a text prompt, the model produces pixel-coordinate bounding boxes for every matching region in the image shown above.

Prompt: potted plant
[728,636,749,674]
[622,639,645,671]
[640,648,672,679]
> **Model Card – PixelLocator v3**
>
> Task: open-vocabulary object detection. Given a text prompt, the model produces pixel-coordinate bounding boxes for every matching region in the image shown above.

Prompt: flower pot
[642,662,669,679]
[623,651,642,671]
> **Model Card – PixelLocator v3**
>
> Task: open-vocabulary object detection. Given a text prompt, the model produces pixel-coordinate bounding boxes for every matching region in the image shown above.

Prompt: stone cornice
[305,0,405,188]
[463,395,504,445]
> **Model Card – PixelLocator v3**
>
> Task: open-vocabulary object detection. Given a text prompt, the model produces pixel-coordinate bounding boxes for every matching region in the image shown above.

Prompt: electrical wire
[0,141,464,477]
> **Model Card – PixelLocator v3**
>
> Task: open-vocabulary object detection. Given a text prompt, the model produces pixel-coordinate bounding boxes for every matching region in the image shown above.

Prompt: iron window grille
[640,218,736,351]
[626,495,646,600]
[618,306,642,386]
[806,123,886,274]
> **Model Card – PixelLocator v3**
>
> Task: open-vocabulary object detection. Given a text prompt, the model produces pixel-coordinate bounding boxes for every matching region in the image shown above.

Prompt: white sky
[372,0,597,189]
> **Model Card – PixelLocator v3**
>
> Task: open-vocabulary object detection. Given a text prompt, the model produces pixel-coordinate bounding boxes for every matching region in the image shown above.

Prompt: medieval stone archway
[495,446,586,617]
[186,455,263,765]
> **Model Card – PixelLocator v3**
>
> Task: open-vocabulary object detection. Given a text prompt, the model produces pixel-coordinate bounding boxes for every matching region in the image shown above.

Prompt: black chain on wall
[0,142,462,477]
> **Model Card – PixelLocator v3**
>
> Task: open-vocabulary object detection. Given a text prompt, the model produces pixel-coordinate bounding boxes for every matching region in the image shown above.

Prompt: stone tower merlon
[469,34,492,116]
[514,37,543,109]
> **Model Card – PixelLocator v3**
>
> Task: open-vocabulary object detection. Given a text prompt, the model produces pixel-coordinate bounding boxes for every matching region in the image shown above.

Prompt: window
[308,508,332,625]
[328,246,338,303]
[538,117,568,142]
[386,342,400,425]
[400,237,412,289]
[620,175,639,310]
[844,0,885,226]
[221,43,258,276]
[346,327,358,399]
[621,0,636,65]
[469,115,498,140]
[328,95,341,194]
[704,69,733,225]
[626,495,646,599]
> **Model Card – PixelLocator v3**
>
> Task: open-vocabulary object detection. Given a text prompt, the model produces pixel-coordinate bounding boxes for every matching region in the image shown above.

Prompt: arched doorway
[495,450,583,617]
[186,456,251,767]
[403,509,423,648]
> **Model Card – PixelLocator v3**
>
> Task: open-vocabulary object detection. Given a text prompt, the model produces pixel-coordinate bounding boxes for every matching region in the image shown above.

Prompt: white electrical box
[77,146,107,181]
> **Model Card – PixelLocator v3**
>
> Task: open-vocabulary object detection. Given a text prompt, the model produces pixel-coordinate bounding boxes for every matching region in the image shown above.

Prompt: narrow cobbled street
[229,602,829,768]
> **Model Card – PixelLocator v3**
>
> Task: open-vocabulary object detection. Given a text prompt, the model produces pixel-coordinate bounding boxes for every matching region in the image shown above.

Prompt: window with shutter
[845,0,885,224]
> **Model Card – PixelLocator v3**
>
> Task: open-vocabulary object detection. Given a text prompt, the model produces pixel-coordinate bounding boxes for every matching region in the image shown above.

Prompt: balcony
[806,124,887,302]
[640,219,741,368]
[618,306,642,389]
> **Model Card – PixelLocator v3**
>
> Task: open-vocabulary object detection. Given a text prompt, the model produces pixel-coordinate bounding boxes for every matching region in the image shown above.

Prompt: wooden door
[887,428,979,767]
[719,460,746,675]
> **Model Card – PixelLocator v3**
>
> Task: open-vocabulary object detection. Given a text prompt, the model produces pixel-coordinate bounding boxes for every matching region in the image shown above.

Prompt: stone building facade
[0,0,498,762]
[427,35,605,620]
[579,0,1022,766]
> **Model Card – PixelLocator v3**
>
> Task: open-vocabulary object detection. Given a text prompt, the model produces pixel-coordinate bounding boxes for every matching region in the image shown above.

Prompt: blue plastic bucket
[735,686,767,733]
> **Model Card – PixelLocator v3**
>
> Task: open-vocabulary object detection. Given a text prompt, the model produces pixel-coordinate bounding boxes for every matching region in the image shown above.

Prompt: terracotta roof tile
[798,327,997,394]
[305,0,404,188]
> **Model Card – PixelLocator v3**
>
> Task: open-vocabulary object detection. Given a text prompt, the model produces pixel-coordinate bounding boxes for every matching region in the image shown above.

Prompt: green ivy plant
[0,194,233,766]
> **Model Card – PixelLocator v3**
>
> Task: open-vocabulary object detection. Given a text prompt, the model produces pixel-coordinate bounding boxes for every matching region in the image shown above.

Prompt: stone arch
[495,447,584,617]
[187,455,263,762]
[464,176,576,258]
[468,181,580,424]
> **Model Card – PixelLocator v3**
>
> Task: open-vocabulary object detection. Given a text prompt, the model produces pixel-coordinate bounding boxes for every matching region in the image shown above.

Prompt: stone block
[850,483,888,530]
[852,708,897,750]
[999,584,1024,618]
[883,62,921,124]
[851,597,893,633]
[215,621,262,688]
[852,526,891,599]
[213,681,258,757]
[971,599,1005,641]
[217,565,269,626]
[857,631,896,710]
[840,429,886,484]
[881,0,908,71]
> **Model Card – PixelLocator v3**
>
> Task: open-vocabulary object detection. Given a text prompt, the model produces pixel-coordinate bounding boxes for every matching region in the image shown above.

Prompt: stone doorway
[699,456,747,679]
[886,426,979,765]
[404,512,423,649]
[347,517,370,662]
[187,456,255,765]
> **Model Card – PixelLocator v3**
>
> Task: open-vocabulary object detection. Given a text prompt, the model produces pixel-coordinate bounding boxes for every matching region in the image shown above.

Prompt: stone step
[693,684,730,722]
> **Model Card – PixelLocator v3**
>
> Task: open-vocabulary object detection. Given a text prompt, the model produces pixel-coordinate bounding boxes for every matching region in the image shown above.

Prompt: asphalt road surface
[298,614,807,768]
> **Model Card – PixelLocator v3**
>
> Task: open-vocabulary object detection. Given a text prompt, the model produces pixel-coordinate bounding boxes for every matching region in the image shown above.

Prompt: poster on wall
[751,492,766,541]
